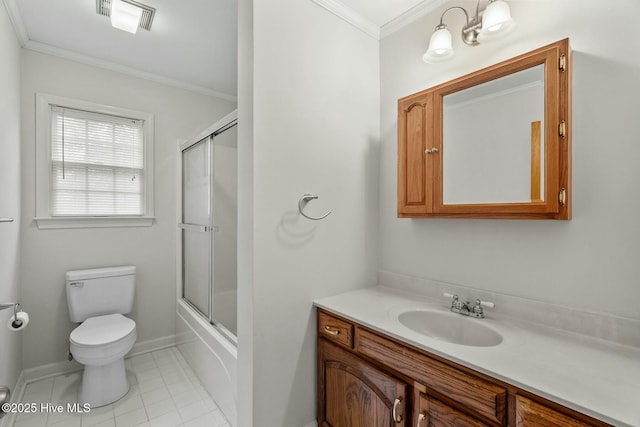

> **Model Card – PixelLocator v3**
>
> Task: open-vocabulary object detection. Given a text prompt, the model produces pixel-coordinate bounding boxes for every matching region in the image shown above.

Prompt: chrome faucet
[444,293,494,319]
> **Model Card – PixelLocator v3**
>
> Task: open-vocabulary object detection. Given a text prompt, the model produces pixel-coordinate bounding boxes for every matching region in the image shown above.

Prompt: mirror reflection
[443,64,545,204]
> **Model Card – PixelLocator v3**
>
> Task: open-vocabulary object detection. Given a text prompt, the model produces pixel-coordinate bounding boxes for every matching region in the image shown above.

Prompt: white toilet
[66,266,137,407]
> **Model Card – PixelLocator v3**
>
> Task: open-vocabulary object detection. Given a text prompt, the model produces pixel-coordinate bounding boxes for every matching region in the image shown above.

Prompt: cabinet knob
[425,147,439,154]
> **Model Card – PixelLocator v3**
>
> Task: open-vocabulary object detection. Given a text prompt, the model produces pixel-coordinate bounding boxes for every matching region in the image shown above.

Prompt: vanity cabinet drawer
[515,395,593,427]
[357,328,506,425]
[417,394,490,427]
[318,310,353,348]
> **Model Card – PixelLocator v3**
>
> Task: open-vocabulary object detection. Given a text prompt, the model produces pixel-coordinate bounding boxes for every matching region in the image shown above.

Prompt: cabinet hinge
[558,188,566,207]
[559,54,566,72]
[558,121,566,138]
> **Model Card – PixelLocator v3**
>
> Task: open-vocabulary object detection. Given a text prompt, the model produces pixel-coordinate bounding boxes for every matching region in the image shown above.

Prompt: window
[35,94,154,229]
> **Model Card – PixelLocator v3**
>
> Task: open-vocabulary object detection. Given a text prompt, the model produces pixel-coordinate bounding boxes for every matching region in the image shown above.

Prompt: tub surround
[175,300,237,427]
[314,285,640,426]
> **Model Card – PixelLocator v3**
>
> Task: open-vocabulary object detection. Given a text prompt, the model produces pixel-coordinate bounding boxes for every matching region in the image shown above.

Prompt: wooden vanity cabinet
[317,309,610,427]
[318,339,409,427]
[416,394,491,427]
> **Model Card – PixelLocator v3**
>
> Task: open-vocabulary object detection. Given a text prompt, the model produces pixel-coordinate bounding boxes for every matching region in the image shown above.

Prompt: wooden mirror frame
[398,39,571,219]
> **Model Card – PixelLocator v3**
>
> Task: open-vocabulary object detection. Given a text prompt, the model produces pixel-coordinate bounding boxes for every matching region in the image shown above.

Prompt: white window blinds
[50,106,145,216]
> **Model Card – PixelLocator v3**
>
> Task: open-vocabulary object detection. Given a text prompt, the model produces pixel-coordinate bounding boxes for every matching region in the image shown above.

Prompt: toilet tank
[66,266,136,323]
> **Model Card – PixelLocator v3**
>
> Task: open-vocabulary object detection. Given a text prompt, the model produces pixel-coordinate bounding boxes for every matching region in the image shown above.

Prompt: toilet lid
[70,314,136,347]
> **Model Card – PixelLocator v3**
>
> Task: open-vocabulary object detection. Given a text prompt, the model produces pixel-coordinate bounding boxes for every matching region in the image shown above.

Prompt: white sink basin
[397,309,503,347]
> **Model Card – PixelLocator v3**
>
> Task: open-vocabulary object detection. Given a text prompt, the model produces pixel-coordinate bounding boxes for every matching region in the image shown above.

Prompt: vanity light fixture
[96,0,156,34]
[423,0,515,63]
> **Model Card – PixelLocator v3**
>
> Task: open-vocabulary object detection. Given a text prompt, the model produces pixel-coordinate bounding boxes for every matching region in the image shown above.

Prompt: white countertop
[314,287,640,427]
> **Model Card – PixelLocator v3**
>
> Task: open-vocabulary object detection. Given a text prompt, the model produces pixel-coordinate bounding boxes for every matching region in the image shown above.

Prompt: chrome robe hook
[298,194,332,221]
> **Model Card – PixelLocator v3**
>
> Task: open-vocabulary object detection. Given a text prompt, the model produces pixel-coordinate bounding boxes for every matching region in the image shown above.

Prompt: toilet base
[79,358,129,408]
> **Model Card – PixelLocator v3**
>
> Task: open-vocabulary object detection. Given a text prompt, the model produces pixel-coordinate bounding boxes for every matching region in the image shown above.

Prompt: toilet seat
[71,313,136,347]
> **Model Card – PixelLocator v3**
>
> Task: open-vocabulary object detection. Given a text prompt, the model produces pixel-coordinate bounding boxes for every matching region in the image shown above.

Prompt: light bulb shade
[423,27,455,63]
[480,0,515,39]
[111,0,143,34]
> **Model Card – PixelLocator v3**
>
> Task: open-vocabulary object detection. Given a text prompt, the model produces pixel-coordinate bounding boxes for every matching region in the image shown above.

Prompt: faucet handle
[476,299,495,309]
[470,299,494,318]
[444,293,458,300]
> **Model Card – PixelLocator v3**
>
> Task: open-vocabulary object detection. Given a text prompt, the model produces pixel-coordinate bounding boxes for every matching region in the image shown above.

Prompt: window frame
[35,93,155,229]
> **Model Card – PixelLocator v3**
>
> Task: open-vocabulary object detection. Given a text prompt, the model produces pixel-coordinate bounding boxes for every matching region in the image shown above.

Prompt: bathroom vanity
[315,288,640,427]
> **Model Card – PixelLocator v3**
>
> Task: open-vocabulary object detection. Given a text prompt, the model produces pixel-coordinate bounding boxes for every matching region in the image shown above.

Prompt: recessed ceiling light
[96,0,156,33]
[111,0,142,33]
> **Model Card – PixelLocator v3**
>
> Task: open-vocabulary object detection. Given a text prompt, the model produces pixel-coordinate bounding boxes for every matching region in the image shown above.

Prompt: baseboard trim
[22,334,176,384]
[302,421,318,427]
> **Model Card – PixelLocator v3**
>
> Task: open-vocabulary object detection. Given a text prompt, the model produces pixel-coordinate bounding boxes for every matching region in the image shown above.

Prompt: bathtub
[176,298,237,426]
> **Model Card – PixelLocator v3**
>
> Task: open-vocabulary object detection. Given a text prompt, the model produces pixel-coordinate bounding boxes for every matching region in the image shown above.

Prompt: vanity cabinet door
[416,395,490,427]
[318,339,409,427]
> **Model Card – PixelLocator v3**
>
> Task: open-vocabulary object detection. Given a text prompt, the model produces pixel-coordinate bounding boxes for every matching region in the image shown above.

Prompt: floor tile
[45,409,82,426]
[170,389,201,409]
[135,369,161,383]
[13,348,229,427]
[90,419,116,427]
[14,413,48,427]
[48,415,81,427]
[147,411,182,427]
[81,404,114,427]
[113,394,143,417]
[140,387,171,407]
[145,397,175,421]
[23,378,55,402]
[114,407,147,427]
[167,380,194,397]
[177,400,208,423]
[136,377,164,394]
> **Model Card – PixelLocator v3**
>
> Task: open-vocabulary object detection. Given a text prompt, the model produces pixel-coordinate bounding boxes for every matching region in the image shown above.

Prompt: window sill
[34,216,156,230]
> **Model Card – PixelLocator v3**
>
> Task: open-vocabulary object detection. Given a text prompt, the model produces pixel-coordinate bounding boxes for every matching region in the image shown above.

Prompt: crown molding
[2,0,29,46]
[311,0,380,39]
[380,0,448,39]
[24,41,237,102]
[310,0,447,41]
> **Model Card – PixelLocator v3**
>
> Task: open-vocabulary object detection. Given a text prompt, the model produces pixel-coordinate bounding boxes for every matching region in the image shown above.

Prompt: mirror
[443,65,544,204]
[397,38,571,219]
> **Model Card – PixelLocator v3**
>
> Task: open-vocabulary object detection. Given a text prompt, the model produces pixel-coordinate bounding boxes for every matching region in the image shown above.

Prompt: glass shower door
[211,124,237,337]
[180,117,238,342]
[181,137,211,316]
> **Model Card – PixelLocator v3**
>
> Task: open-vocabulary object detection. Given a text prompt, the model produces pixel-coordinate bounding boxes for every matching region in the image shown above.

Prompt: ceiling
[9,0,237,99]
[6,0,443,100]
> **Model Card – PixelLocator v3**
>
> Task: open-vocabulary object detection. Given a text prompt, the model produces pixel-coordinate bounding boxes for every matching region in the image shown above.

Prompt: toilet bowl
[66,266,137,408]
[70,314,137,407]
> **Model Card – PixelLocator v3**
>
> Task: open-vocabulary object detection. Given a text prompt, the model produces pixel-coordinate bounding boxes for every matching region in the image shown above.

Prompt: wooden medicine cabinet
[398,39,571,219]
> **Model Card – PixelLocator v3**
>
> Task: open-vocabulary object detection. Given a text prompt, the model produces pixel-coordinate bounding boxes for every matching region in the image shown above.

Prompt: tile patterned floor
[12,348,230,427]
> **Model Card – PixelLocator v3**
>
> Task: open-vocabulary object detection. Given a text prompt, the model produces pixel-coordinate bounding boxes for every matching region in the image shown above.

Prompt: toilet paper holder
[0,302,24,328]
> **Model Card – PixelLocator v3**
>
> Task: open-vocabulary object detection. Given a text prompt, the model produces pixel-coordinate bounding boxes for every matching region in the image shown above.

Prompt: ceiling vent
[96,0,156,31]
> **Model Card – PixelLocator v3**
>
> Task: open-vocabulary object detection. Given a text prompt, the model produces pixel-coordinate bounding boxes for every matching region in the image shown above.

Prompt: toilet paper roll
[7,311,29,332]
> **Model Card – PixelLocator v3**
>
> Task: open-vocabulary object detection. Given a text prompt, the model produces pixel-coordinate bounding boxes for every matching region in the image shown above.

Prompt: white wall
[20,50,236,369]
[241,0,380,425]
[0,0,22,395]
[380,0,640,319]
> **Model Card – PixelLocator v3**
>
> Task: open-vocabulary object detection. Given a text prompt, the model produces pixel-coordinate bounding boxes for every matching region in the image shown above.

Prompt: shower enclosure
[179,114,238,341]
